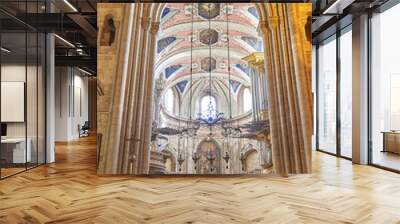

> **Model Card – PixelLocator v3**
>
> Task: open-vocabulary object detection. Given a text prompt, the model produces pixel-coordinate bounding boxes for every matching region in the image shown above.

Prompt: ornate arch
[161,148,177,173]
[195,137,222,174]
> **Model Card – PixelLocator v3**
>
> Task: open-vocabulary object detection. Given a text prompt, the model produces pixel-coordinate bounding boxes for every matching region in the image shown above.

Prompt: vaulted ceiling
[155,3,262,116]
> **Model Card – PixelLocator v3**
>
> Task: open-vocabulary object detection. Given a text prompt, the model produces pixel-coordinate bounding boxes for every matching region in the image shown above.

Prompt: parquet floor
[1,136,400,224]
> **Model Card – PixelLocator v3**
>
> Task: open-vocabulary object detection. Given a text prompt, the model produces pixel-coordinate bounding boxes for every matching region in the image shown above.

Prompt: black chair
[79,121,90,138]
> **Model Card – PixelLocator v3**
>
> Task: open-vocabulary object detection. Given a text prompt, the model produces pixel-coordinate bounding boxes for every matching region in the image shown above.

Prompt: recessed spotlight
[63,0,78,12]
[1,47,11,53]
[77,67,93,76]
[54,34,75,48]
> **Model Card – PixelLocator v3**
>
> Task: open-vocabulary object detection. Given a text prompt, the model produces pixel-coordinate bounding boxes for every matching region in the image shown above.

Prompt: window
[317,36,337,154]
[243,88,252,112]
[164,88,174,113]
[340,28,352,158]
[200,95,217,119]
[370,4,400,171]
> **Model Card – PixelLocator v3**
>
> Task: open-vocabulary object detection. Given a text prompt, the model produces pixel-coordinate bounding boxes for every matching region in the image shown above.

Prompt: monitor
[1,123,7,137]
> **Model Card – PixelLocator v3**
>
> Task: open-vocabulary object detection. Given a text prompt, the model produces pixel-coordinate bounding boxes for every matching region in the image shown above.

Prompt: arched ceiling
[155,3,261,117]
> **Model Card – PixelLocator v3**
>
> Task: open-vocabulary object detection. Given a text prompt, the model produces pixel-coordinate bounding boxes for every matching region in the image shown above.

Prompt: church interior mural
[151,3,271,175]
[97,3,312,176]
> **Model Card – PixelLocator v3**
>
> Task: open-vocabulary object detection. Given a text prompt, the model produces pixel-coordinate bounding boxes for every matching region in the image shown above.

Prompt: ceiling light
[78,67,93,76]
[54,34,75,48]
[322,0,355,15]
[1,47,11,53]
[63,0,78,12]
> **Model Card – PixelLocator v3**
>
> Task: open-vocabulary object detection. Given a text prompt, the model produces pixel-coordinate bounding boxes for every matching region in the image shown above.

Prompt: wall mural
[230,80,241,93]
[176,80,188,93]
[241,36,263,51]
[165,64,182,79]
[157,36,176,53]
[235,64,250,76]
[201,57,216,72]
[248,7,259,19]
[199,29,219,45]
[161,7,170,19]
[198,3,220,20]
[97,3,312,176]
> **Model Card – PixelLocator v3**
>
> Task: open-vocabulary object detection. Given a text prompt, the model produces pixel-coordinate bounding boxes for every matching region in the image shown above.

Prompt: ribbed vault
[155,3,261,119]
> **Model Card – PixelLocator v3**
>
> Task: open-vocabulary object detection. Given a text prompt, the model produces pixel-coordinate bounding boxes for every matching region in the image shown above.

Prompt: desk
[1,138,31,164]
[382,131,400,154]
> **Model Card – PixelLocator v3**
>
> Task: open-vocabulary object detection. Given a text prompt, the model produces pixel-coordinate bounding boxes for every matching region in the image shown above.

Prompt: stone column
[121,4,142,174]
[259,7,285,176]
[98,4,135,174]
[46,29,55,163]
[242,52,268,121]
[285,4,313,172]
[138,20,160,174]
[257,4,312,175]
[250,67,259,120]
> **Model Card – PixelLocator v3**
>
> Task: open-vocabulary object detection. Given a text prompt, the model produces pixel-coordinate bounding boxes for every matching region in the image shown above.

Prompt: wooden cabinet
[382,132,400,154]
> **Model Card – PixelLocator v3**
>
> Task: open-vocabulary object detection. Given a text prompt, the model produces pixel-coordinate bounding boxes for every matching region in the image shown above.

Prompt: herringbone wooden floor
[1,136,400,224]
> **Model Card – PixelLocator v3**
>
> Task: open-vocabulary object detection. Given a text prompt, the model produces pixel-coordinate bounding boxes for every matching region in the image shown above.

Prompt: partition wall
[0,1,47,179]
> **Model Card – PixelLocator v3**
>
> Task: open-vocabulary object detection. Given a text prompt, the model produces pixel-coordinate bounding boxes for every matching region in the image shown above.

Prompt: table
[382,131,400,154]
[1,138,32,164]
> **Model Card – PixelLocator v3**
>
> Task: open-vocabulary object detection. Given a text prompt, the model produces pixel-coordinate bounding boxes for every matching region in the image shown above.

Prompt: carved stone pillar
[98,4,135,174]
[242,52,269,121]
[138,21,160,174]
[257,4,312,176]
[122,4,143,174]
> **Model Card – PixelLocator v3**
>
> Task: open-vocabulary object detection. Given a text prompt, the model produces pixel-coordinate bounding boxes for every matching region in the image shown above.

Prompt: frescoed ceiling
[154,3,262,116]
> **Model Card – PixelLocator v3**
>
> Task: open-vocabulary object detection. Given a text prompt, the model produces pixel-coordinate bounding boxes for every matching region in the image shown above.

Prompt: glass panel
[1,30,28,177]
[0,0,46,179]
[340,28,352,158]
[27,31,38,169]
[371,4,400,171]
[317,36,337,154]
[38,32,45,165]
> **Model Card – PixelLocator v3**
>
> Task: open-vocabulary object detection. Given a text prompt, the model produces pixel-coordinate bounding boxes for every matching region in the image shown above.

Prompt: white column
[46,32,55,163]
[250,67,259,121]
[352,14,369,164]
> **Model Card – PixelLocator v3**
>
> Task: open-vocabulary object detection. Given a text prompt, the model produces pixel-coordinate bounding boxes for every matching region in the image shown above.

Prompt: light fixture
[322,0,355,15]
[63,0,78,12]
[54,34,75,48]
[76,48,84,55]
[1,47,11,53]
[223,151,230,169]
[77,67,93,76]
[192,151,199,170]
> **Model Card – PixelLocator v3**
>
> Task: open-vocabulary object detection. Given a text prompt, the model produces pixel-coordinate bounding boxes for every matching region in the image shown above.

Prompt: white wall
[55,67,89,141]
[1,63,46,164]
[1,65,37,137]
